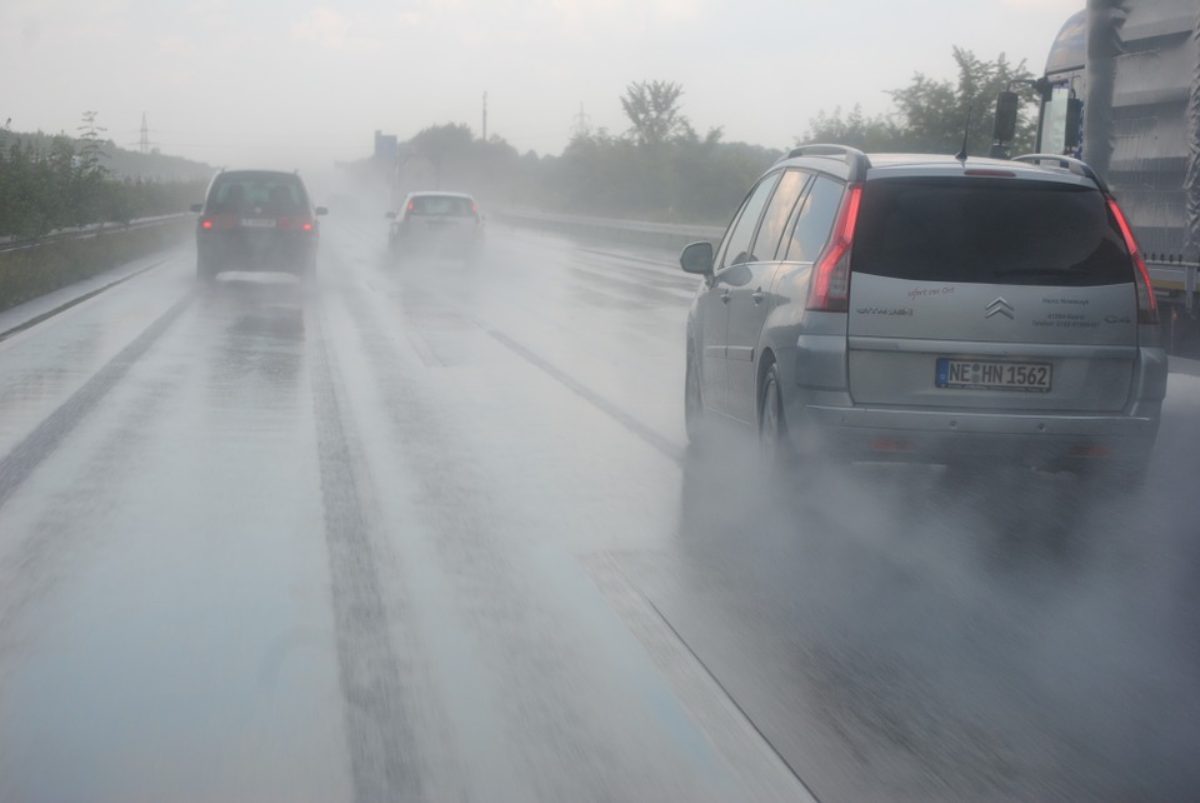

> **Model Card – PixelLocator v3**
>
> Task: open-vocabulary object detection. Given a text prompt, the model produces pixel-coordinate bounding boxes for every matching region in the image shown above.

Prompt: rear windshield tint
[409,196,475,216]
[208,173,307,215]
[852,178,1133,286]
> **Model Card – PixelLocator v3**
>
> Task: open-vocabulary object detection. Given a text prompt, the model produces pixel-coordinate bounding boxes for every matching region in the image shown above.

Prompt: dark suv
[681,145,1167,480]
[193,170,327,281]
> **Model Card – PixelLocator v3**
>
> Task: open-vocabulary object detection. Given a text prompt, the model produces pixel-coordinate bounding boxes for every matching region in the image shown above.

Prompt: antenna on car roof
[954,104,973,164]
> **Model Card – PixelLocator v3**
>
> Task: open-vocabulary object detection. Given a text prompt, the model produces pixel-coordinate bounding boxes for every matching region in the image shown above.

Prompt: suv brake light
[1107,198,1159,325]
[200,218,214,230]
[807,183,863,312]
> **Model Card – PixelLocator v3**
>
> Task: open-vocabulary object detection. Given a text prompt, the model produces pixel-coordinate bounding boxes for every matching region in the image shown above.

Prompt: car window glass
[209,174,307,215]
[783,175,843,262]
[719,173,781,270]
[851,178,1132,286]
[751,170,809,262]
[409,196,475,216]
[714,196,750,271]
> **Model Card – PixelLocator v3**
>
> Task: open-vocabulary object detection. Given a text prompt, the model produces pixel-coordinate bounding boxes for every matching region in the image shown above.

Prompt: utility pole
[482,91,488,142]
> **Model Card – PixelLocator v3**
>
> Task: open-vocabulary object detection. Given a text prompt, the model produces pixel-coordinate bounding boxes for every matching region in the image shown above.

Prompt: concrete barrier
[0,215,192,312]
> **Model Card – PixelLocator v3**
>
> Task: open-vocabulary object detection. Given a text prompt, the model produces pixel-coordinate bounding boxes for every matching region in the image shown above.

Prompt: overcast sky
[1,0,1083,171]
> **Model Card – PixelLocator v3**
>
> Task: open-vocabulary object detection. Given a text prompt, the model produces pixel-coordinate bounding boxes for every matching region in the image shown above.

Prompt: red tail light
[406,199,415,213]
[200,219,214,230]
[807,183,863,312]
[302,220,314,232]
[1107,198,1159,325]
[471,201,479,215]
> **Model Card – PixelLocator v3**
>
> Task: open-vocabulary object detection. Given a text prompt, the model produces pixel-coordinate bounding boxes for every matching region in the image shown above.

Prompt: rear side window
[409,196,475,216]
[208,173,307,215]
[783,175,843,262]
[852,178,1133,286]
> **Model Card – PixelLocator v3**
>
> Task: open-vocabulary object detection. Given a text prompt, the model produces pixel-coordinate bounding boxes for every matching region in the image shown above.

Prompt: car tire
[684,344,707,446]
[759,362,793,472]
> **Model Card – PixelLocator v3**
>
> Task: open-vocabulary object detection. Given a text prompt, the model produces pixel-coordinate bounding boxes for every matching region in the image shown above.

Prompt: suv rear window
[409,196,475,216]
[852,178,1133,286]
[208,173,308,215]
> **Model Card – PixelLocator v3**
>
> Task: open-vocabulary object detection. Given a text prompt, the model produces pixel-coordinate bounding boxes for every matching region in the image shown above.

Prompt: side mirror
[680,241,714,275]
[190,203,203,213]
[385,211,397,220]
[1064,97,1084,151]
[315,206,329,216]
[992,91,1019,144]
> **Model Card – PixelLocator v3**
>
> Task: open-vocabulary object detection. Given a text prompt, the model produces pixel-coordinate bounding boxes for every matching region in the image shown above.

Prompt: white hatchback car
[387,191,483,259]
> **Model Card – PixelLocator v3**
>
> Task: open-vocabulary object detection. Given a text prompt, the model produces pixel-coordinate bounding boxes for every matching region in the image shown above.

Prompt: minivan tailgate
[847,277,1138,412]
[844,175,1141,413]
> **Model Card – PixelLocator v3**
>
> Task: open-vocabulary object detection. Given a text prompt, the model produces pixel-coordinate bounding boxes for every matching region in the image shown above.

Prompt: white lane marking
[586,553,822,803]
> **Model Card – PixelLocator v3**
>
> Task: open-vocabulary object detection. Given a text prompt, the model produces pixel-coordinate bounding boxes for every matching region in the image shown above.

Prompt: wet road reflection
[0,217,1196,801]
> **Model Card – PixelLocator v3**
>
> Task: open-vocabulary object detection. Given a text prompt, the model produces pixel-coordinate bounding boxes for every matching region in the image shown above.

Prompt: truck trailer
[1005,0,1200,352]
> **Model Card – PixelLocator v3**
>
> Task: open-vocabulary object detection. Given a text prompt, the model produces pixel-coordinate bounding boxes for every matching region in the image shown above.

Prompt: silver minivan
[681,146,1167,479]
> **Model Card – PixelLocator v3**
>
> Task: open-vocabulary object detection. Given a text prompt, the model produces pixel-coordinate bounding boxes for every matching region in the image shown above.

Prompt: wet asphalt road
[0,216,1198,802]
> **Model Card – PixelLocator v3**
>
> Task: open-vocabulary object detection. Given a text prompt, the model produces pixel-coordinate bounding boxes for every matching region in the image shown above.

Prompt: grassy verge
[0,219,191,312]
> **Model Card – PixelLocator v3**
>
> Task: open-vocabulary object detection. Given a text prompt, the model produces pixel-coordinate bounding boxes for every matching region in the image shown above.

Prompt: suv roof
[775,145,1105,190]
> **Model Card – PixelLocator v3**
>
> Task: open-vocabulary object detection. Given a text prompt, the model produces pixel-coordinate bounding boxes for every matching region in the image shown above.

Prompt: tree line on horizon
[2,47,1040,238]
[0,114,209,240]
[371,47,1039,224]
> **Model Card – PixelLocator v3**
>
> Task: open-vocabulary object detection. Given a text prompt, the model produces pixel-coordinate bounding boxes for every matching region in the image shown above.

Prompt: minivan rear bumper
[791,402,1160,468]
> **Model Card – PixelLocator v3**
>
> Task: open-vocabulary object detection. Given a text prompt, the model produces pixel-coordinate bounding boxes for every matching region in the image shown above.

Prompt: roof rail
[1012,153,1108,193]
[784,144,871,182]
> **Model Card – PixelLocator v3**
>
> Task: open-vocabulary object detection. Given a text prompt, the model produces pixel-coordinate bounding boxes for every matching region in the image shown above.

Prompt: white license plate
[936,358,1052,392]
[240,218,277,228]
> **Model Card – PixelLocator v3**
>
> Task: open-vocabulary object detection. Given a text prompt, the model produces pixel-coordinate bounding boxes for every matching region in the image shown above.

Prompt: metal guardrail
[0,213,192,255]
[501,209,1200,310]
[493,208,725,246]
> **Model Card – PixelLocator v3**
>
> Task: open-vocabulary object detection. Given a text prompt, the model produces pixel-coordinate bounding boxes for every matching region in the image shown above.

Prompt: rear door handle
[721,289,731,303]
[751,288,765,304]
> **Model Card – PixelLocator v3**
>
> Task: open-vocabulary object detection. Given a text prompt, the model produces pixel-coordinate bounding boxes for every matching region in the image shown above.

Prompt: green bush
[0,133,206,240]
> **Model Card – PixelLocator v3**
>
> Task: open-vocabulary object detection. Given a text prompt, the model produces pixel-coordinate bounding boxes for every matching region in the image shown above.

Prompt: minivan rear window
[851,178,1133,286]
[208,172,307,215]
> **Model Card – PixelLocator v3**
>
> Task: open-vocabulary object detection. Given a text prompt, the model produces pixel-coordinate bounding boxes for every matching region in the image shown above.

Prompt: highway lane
[0,215,1197,801]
